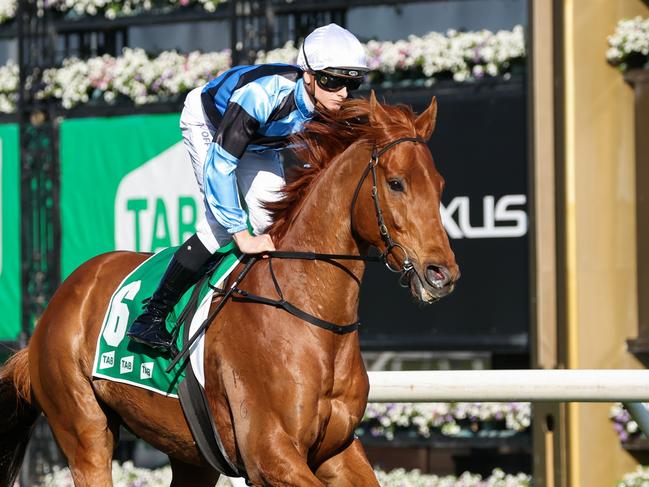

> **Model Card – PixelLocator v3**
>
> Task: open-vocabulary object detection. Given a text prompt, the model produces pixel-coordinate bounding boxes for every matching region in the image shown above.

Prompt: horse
[0,92,459,487]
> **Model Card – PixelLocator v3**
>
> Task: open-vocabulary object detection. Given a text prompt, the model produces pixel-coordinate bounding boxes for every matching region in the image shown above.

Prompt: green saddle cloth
[92,245,242,397]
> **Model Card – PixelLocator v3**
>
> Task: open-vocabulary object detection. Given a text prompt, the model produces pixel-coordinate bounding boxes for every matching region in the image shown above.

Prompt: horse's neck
[282,147,364,252]
[273,145,367,325]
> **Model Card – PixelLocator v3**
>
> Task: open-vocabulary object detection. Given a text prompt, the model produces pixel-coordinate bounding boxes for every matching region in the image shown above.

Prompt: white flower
[260,27,526,83]
[375,467,531,486]
[0,0,17,23]
[361,401,531,440]
[35,461,532,487]
[607,16,649,69]
[0,26,525,113]
[255,41,298,65]
[32,47,231,109]
[47,0,157,18]
[618,465,649,486]
[0,60,18,113]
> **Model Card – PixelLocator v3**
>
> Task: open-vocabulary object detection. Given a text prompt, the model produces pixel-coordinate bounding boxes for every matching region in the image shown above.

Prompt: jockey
[127,23,369,353]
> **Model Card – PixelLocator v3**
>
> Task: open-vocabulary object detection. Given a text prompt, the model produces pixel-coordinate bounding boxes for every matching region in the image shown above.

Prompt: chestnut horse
[0,93,458,486]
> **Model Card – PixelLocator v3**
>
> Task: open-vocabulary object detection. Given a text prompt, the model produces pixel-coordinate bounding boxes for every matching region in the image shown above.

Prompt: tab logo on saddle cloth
[99,351,115,370]
[120,356,134,374]
[140,362,155,380]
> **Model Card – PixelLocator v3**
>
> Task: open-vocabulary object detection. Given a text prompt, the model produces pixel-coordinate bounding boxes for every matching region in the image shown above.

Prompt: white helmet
[297,23,369,77]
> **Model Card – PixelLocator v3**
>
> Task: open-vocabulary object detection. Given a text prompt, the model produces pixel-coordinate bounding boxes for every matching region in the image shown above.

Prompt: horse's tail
[0,348,39,487]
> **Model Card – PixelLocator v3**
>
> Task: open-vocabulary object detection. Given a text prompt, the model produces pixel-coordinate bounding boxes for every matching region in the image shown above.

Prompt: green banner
[0,124,20,341]
[60,114,204,279]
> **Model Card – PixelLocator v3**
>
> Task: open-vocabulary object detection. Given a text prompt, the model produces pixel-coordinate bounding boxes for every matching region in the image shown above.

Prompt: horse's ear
[369,90,389,126]
[414,96,438,141]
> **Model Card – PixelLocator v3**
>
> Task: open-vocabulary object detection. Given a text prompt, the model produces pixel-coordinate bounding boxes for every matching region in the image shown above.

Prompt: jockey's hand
[233,231,276,255]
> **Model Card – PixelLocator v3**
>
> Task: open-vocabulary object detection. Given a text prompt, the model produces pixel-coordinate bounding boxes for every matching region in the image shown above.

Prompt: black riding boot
[127,234,217,352]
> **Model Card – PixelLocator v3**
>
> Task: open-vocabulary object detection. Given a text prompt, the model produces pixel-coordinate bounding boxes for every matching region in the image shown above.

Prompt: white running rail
[367,369,649,402]
[367,369,649,437]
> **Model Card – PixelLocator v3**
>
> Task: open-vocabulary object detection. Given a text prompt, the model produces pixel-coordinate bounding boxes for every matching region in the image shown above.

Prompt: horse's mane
[267,98,419,240]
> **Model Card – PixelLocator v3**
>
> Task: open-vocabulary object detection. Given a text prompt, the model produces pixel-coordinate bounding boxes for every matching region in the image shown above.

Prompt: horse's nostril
[426,265,450,288]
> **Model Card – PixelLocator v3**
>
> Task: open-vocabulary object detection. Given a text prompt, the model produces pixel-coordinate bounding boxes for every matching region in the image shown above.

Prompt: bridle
[167,135,430,369]
[350,136,426,282]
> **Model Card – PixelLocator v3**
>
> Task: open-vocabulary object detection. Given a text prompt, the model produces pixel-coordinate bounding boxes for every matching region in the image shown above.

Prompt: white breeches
[180,86,285,253]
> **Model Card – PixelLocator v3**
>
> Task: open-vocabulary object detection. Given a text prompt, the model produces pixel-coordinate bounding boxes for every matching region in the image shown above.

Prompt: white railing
[367,370,649,402]
[367,369,649,435]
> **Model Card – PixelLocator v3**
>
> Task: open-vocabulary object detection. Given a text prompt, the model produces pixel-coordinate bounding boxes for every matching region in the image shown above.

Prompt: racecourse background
[0,0,648,486]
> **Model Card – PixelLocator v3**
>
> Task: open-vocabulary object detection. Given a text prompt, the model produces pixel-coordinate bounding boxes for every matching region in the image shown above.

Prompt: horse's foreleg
[315,438,379,487]
[169,456,220,486]
[242,435,325,486]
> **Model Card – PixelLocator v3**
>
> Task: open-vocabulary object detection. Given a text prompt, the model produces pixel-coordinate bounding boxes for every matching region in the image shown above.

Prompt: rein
[167,136,428,371]
[232,258,361,335]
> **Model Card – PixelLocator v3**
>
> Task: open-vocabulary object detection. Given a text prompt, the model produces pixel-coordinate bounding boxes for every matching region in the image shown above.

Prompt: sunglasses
[314,71,363,92]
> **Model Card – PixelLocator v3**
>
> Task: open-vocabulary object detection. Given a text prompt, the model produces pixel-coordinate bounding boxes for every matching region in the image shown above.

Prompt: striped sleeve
[203,80,278,235]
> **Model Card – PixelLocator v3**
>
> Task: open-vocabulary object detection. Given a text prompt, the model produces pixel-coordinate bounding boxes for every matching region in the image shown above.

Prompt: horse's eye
[388,179,404,192]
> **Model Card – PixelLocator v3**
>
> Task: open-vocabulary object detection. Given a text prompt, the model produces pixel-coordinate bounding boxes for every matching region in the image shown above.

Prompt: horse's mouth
[408,269,455,304]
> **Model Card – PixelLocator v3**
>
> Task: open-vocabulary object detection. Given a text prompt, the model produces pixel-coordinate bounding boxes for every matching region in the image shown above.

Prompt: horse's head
[351,92,459,303]
[272,93,459,303]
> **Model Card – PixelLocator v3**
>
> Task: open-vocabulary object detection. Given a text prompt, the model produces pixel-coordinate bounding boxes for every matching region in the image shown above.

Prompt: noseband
[350,136,427,285]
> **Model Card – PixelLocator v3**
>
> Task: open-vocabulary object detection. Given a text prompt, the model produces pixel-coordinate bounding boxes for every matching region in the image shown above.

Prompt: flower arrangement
[0,0,227,22]
[179,0,226,14]
[47,0,154,20]
[375,468,531,487]
[0,60,18,114]
[617,465,649,487]
[610,403,644,443]
[607,16,649,71]
[36,47,231,109]
[35,462,532,487]
[0,25,525,114]
[257,26,526,84]
[358,402,531,441]
[0,0,16,24]
[36,461,172,486]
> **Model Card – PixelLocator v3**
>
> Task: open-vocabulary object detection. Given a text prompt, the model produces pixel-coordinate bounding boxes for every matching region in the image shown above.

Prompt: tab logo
[120,356,134,374]
[114,142,203,253]
[99,351,115,369]
[140,362,154,380]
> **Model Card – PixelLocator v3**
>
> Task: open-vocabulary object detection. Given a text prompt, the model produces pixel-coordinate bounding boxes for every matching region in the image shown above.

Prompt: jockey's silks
[200,64,314,235]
